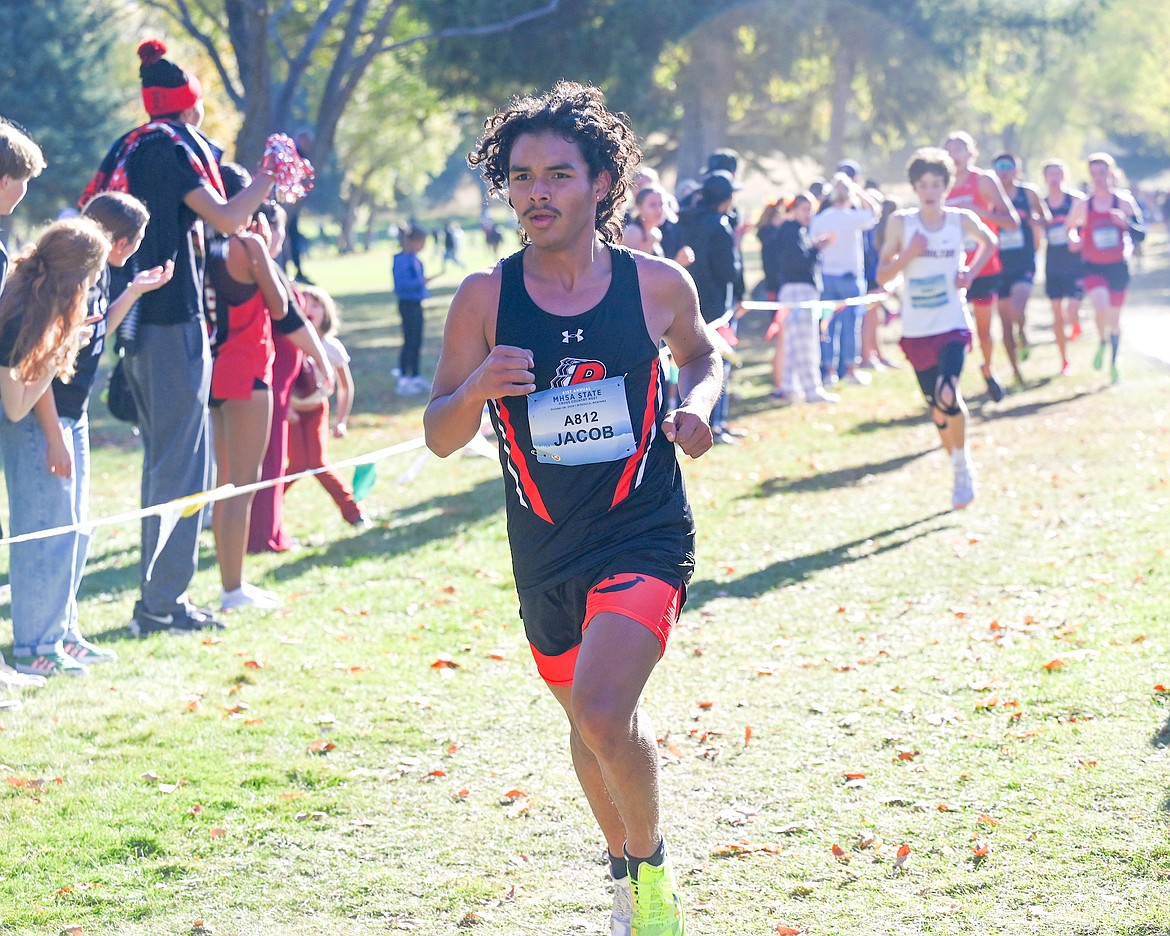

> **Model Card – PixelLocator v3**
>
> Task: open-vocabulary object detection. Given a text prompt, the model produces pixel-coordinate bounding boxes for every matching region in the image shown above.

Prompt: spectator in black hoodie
[678,170,742,443]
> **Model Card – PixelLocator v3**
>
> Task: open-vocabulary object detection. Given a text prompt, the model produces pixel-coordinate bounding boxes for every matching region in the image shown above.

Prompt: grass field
[1,228,1169,935]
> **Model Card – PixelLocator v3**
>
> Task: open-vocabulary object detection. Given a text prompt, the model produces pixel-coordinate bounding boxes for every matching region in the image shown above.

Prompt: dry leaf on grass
[893,844,911,870]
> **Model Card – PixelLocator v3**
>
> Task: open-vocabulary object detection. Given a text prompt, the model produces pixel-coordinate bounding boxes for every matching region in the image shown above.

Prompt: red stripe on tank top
[495,399,553,524]
[611,359,660,509]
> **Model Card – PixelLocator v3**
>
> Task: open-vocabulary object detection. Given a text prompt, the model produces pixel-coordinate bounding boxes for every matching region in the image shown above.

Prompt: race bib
[528,375,637,466]
[908,274,949,310]
[1091,225,1121,250]
[998,228,1025,251]
[1047,226,1068,247]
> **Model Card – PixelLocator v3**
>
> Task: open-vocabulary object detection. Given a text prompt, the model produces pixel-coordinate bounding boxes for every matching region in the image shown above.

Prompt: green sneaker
[629,857,684,936]
[63,638,117,665]
[1092,343,1106,370]
[12,651,88,678]
[1110,362,1120,385]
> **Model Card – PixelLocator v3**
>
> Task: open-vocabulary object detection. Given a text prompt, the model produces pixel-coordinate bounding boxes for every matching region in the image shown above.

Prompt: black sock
[625,837,665,880]
[608,850,628,881]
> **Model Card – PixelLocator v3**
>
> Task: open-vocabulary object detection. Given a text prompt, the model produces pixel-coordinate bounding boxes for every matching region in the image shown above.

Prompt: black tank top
[1045,191,1080,271]
[489,245,694,591]
[1000,185,1035,260]
[206,237,259,350]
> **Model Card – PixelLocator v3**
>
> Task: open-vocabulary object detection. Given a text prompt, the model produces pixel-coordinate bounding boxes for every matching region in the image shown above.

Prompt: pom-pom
[138,40,167,66]
[261,133,315,205]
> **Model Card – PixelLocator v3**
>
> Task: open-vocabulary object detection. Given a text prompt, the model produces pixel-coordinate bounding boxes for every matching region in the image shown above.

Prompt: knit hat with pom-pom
[138,40,202,118]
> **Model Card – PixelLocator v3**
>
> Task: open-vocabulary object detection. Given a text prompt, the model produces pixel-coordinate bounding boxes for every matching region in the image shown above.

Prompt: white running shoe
[0,661,48,689]
[806,388,841,404]
[952,463,976,510]
[610,875,633,936]
[221,583,281,611]
[846,369,872,385]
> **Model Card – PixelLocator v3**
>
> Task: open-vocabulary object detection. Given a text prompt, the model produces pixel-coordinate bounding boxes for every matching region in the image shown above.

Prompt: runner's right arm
[425,268,535,458]
[875,213,916,285]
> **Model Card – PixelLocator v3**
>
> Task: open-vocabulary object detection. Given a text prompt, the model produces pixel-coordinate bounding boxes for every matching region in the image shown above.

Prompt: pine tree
[0,0,130,233]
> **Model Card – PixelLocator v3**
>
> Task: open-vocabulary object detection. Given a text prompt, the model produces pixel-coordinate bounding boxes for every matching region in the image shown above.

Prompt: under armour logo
[562,329,584,343]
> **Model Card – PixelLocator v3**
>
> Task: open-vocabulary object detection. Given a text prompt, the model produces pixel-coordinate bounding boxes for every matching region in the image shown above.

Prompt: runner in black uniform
[425,83,721,936]
[1041,160,1085,374]
[992,153,1050,384]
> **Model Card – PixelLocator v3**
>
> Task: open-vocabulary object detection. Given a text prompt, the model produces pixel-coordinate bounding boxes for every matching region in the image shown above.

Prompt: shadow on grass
[971,384,1101,423]
[687,510,951,610]
[269,475,501,585]
[751,448,933,497]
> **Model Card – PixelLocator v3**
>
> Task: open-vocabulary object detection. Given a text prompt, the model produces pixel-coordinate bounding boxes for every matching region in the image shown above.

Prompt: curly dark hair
[468,81,642,245]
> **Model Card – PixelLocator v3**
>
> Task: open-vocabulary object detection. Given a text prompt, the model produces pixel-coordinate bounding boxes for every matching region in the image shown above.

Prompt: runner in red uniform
[943,132,1020,401]
[1063,152,1143,384]
[425,83,722,936]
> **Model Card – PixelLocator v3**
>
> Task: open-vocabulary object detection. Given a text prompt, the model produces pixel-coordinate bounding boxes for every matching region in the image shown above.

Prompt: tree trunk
[675,13,741,181]
[825,1,861,171]
[225,0,272,164]
[825,30,856,169]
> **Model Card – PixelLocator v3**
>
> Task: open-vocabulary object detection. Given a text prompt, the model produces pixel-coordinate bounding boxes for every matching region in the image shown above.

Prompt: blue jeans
[819,273,862,377]
[0,411,90,656]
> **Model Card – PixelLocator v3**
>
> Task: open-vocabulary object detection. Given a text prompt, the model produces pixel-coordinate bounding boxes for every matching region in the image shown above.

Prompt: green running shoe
[1110,362,1120,385]
[629,857,685,935]
[12,651,88,678]
[1092,343,1106,370]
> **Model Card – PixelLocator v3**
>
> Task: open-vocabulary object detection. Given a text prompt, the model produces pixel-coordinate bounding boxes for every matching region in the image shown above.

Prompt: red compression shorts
[528,572,682,686]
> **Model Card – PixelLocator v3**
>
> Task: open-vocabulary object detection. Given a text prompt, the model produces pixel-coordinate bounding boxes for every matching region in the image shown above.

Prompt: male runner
[991,153,1050,381]
[942,132,1020,401]
[1041,160,1085,374]
[877,147,996,510]
[1063,152,1143,384]
[424,82,722,936]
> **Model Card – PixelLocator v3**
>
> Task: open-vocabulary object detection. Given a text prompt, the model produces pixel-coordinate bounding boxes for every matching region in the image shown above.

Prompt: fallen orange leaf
[893,843,911,870]
[307,740,336,754]
[976,813,1000,826]
[973,840,990,857]
[1043,659,1065,671]
[1076,758,1098,768]
[243,660,264,670]
[937,803,958,812]
[896,751,920,761]
[776,927,802,935]
[209,828,226,838]
[697,700,715,709]
[831,843,850,863]
[744,725,752,747]
[842,772,866,780]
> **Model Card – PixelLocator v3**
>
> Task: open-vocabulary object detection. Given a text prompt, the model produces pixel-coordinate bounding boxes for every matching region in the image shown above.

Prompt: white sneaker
[221,584,281,611]
[0,697,22,711]
[409,375,431,394]
[806,389,840,404]
[846,369,872,385]
[0,661,47,690]
[952,463,976,510]
[610,875,632,936]
[396,375,417,395]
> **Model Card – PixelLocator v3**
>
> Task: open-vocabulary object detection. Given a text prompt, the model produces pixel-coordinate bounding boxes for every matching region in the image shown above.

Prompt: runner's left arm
[959,210,997,285]
[979,172,1021,231]
[652,263,722,458]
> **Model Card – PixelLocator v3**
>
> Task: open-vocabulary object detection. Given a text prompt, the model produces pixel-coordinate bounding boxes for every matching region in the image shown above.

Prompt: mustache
[523,206,561,218]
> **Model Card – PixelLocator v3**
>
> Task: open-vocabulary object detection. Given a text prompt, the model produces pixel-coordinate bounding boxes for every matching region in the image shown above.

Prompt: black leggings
[398,299,423,377]
[914,340,967,415]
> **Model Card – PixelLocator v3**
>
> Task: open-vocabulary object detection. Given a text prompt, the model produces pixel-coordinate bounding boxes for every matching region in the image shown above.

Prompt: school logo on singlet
[552,358,607,387]
[562,328,584,343]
